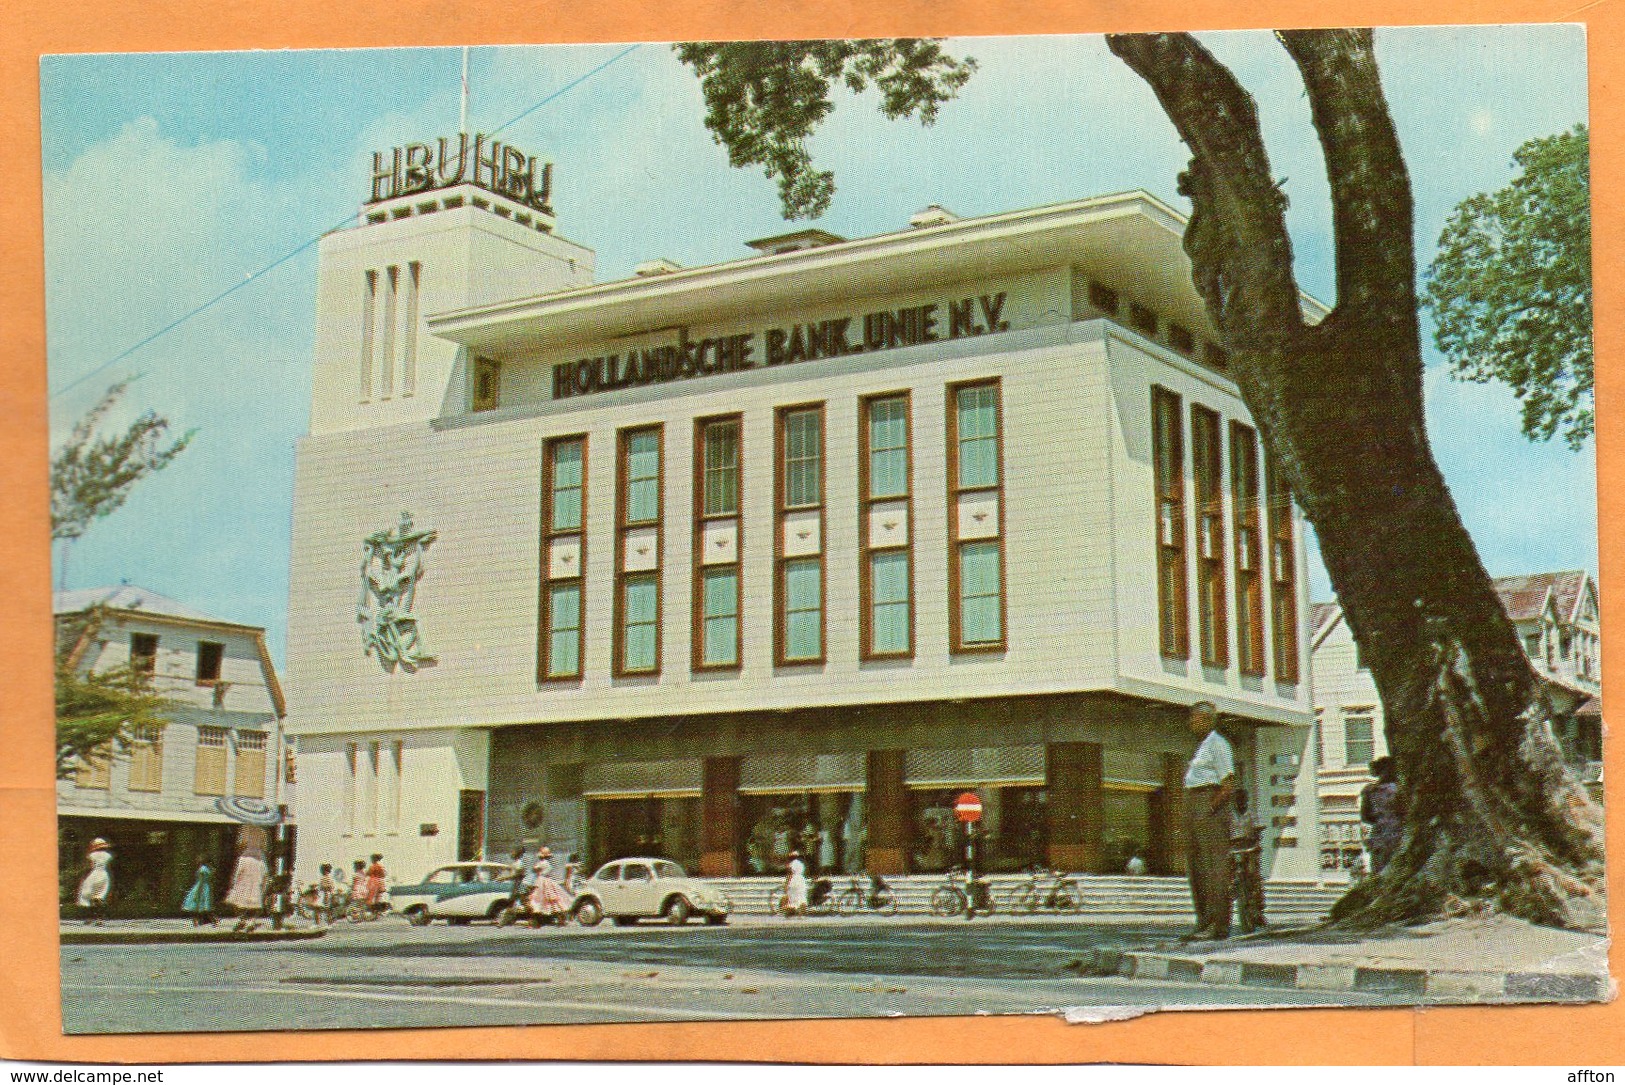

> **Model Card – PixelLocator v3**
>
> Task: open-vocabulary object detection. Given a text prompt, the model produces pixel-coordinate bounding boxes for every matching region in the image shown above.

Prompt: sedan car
[570,858,731,927]
[389,862,519,925]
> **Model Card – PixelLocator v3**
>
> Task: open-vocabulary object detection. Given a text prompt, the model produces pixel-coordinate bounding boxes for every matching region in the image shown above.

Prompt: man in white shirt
[1182,701,1236,940]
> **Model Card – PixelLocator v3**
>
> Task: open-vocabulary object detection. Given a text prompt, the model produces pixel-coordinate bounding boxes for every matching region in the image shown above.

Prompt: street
[61,916,1403,1033]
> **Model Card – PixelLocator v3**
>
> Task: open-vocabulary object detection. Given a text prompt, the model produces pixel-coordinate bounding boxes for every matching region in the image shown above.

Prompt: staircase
[706,874,1346,925]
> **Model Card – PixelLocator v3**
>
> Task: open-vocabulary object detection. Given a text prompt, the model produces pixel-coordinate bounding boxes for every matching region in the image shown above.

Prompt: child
[1228,789,1266,935]
[317,863,339,924]
[182,856,215,926]
[365,854,388,915]
[349,859,369,916]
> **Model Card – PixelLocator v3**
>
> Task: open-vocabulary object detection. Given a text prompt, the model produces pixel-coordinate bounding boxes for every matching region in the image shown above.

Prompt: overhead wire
[47,42,644,402]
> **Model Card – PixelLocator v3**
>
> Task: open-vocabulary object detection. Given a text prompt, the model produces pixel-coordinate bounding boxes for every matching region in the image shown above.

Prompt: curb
[1080,948,1608,1002]
[61,927,328,946]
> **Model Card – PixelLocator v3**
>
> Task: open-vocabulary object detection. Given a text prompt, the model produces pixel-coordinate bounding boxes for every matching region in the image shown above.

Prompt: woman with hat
[224,838,268,932]
[782,850,808,917]
[77,838,113,924]
[527,847,569,924]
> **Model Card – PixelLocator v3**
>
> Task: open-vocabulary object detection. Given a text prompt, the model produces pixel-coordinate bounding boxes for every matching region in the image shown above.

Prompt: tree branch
[1106,33,1305,350]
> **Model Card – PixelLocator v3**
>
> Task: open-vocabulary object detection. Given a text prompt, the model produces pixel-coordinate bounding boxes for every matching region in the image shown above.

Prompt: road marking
[62,983,766,1021]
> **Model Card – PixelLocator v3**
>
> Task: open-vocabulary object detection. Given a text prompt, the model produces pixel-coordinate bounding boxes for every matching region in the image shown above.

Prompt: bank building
[286,135,1324,890]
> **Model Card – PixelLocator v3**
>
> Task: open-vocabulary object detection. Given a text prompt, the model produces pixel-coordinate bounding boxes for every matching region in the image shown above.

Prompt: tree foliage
[1424,125,1592,448]
[51,380,194,542]
[674,39,976,220]
[55,605,167,779]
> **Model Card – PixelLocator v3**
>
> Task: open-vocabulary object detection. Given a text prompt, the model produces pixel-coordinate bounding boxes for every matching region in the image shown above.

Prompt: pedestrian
[1125,848,1148,876]
[1360,756,1405,874]
[366,854,388,916]
[76,838,113,924]
[1181,701,1235,941]
[783,849,808,917]
[507,843,536,909]
[528,847,569,924]
[182,855,216,926]
[1228,789,1266,934]
[317,863,339,923]
[348,858,369,917]
[225,841,268,932]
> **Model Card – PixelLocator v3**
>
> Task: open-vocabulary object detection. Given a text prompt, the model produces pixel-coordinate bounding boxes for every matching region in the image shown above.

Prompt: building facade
[1310,570,1602,876]
[286,145,1322,888]
[56,586,289,916]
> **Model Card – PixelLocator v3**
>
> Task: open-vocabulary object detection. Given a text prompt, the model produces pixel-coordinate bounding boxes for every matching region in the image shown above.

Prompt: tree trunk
[1109,29,1604,929]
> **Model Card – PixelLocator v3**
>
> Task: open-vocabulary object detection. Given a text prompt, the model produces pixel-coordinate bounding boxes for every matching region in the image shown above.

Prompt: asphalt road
[61,916,1400,1033]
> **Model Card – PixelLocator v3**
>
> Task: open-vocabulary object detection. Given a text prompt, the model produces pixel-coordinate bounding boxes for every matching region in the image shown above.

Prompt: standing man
[1182,701,1236,941]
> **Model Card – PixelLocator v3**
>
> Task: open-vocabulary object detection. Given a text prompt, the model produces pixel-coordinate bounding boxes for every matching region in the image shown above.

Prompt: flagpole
[460,46,470,136]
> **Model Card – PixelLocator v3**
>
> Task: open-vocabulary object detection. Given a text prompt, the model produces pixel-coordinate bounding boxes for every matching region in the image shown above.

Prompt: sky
[40,27,1595,666]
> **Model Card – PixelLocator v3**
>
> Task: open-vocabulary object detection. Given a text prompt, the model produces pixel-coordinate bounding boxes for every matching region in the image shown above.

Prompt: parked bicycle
[767,875,838,916]
[1003,867,1083,914]
[836,873,899,917]
[929,867,995,918]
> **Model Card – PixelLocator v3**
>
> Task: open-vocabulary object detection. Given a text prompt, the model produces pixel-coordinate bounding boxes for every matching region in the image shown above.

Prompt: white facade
[287,169,1320,887]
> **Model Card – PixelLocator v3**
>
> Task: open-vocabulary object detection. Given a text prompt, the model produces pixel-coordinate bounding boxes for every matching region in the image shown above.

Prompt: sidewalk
[1077,914,1612,1003]
[60,918,327,945]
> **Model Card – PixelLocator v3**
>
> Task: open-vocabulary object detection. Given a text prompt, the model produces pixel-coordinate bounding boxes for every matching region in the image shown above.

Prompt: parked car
[571,858,731,927]
[389,862,519,926]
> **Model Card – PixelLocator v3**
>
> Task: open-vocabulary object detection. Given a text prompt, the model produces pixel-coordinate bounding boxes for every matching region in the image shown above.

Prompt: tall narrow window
[1230,422,1265,676]
[472,358,501,412]
[948,380,1005,651]
[380,265,398,399]
[360,270,377,401]
[1344,712,1375,767]
[539,436,587,681]
[343,742,358,834]
[128,724,164,792]
[776,405,825,664]
[694,417,742,670]
[861,393,913,658]
[194,726,228,796]
[75,747,112,790]
[235,730,267,800]
[401,262,421,396]
[1267,457,1300,682]
[1151,386,1189,658]
[196,641,224,684]
[130,632,158,675]
[364,741,380,833]
[615,426,663,675]
[1191,405,1228,668]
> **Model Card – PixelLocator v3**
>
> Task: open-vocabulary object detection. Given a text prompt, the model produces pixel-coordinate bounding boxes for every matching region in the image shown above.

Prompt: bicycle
[1004,867,1084,914]
[767,875,838,916]
[929,868,996,918]
[836,874,899,917]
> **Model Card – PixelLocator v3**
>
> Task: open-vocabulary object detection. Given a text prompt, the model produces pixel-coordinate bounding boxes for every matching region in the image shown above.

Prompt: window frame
[1343,711,1376,768]
[195,640,224,685]
[1229,421,1265,676]
[127,722,165,793]
[859,391,915,660]
[946,378,1007,654]
[1266,455,1301,683]
[538,434,588,683]
[129,632,158,675]
[1151,385,1190,659]
[692,415,744,672]
[614,425,664,677]
[774,403,827,666]
[1190,405,1228,669]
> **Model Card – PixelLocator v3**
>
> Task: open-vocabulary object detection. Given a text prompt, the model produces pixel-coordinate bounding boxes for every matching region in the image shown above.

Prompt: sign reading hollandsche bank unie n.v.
[552,292,1012,401]
[369,133,552,213]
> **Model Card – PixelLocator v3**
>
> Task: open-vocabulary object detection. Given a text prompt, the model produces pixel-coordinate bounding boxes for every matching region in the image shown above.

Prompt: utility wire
[48,42,644,402]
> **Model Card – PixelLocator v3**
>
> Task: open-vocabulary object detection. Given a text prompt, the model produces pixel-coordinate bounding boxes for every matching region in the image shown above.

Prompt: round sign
[954,792,983,823]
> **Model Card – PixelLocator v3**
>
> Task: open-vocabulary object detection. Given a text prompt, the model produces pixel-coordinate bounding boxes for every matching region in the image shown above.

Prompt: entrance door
[458,790,486,862]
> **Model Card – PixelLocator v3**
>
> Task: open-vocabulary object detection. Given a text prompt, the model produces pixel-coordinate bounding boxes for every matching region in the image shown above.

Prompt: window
[380,266,398,399]
[1167,324,1196,355]
[1152,387,1189,658]
[1130,302,1158,337]
[360,270,377,401]
[401,261,421,396]
[128,724,164,792]
[196,641,224,684]
[344,743,357,833]
[1266,457,1300,682]
[775,405,826,665]
[1230,422,1264,675]
[861,394,913,659]
[694,417,742,671]
[615,426,663,676]
[75,747,112,790]
[948,381,1005,652]
[783,558,823,661]
[235,730,267,800]
[700,568,740,667]
[1344,713,1375,767]
[539,436,587,682]
[194,725,228,796]
[783,409,822,507]
[130,633,158,675]
[1088,281,1120,316]
[1191,406,1227,668]
[1206,343,1231,370]
[472,357,501,412]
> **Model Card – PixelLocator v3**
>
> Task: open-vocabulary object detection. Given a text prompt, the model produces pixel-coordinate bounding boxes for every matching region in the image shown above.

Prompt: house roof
[54,586,227,625]
[1309,602,1341,641]
[1491,571,1590,624]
